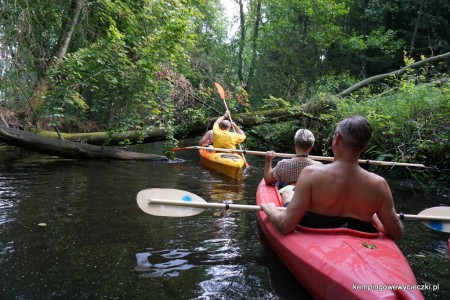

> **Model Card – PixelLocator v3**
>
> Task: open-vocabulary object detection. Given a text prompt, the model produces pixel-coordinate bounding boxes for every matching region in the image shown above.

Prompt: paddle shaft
[175,146,426,168]
[149,199,450,222]
[149,198,285,212]
[399,213,450,221]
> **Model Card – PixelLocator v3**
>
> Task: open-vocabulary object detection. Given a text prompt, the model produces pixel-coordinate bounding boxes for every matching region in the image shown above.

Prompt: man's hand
[261,203,277,217]
[265,151,275,162]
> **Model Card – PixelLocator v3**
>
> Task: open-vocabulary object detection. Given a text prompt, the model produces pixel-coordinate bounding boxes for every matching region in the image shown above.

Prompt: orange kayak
[199,149,244,179]
[256,179,424,300]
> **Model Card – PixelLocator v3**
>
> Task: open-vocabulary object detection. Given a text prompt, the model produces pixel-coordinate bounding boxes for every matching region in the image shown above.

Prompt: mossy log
[33,106,326,146]
[0,106,327,160]
[0,126,168,161]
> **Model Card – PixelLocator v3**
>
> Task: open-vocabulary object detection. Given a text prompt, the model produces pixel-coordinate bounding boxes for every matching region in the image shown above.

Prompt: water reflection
[0,176,19,227]
[135,249,194,277]
[135,213,242,277]
[197,164,244,201]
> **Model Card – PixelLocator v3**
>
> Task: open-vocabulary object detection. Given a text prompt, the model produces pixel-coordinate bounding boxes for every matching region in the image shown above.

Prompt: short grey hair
[335,115,371,149]
[219,120,231,130]
[294,129,315,149]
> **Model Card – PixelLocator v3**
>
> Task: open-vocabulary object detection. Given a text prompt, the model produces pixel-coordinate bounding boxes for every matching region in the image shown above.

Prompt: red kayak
[256,179,424,300]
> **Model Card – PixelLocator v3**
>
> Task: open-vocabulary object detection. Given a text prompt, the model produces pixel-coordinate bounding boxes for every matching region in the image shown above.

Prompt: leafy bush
[333,75,449,172]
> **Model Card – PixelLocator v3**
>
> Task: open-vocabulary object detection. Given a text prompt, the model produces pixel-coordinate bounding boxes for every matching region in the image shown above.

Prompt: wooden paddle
[214,82,250,170]
[172,146,427,168]
[137,188,450,233]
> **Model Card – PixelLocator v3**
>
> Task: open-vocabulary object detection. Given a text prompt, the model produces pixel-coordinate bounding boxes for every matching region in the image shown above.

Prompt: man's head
[219,120,231,130]
[335,115,372,151]
[294,129,315,150]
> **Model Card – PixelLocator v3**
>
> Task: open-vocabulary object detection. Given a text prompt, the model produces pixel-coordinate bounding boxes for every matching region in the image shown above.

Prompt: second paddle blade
[418,206,450,233]
[137,188,206,217]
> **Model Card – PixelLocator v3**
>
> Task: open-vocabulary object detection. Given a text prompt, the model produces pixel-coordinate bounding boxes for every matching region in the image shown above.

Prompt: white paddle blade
[137,188,206,217]
[418,206,450,233]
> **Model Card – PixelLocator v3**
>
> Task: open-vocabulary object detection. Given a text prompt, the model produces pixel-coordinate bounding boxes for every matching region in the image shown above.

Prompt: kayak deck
[256,179,423,300]
[199,149,244,179]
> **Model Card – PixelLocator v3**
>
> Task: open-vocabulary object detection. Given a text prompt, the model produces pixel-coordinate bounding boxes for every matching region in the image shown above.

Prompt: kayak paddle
[137,188,450,233]
[172,146,426,168]
[136,188,283,217]
[214,82,250,170]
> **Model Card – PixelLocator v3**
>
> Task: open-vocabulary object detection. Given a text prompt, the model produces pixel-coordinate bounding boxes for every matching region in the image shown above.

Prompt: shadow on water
[0,143,448,299]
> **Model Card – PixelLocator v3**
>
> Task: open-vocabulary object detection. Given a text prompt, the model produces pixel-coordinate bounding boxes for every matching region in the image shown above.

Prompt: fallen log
[0,126,168,161]
[337,52,450,97]
[32,106,327,145]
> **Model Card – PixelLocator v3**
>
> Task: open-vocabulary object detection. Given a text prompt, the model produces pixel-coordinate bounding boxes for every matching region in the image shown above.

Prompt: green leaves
[334,66,449,172]
[40,0,206,144]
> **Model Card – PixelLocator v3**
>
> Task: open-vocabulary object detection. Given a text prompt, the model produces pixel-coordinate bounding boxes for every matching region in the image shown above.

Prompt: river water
[0,141,448,299]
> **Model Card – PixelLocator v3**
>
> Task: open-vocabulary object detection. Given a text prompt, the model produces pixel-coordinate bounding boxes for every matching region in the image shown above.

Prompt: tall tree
[408,0,424,57]
[0,0,84,109]
[237,0,246,85]
[246,0,262,92]
[54,0,84,60]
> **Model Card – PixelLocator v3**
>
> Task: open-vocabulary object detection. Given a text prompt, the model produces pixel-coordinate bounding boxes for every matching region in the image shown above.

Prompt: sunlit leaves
[41,0,205,142]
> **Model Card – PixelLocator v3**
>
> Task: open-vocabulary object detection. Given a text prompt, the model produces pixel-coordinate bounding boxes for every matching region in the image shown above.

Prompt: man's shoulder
[306,162,327,169]
[367,170,388,185]
[300,163,327,176]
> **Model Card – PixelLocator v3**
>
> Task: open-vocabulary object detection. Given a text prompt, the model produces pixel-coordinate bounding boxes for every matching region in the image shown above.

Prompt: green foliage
[366,29,404,57]
[311,71,360,96]
[42,0,203,140]
[0,0,74,108]
[261,95,291,110]
[334,67,449,172]
[246,0,351,101]
[246,122,301,153]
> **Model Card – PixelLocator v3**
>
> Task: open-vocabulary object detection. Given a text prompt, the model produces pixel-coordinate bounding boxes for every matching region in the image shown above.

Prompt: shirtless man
[198,130,213,146]
[261,115,403,240]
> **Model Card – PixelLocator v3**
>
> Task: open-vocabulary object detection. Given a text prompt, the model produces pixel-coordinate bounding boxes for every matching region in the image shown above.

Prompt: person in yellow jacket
[212,111,246,149]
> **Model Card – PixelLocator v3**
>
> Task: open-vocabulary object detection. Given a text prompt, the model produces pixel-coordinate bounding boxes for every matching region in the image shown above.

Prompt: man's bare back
[301,162,389,220]
[261,116,403,240]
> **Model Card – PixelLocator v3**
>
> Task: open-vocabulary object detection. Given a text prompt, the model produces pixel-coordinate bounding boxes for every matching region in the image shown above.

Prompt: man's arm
[214,114,226,126]
[261,168,313,233]
[230,122,245,136]
[374,179,403,240]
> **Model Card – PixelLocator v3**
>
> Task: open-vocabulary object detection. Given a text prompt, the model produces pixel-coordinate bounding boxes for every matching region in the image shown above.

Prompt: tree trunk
[409,0,424,57]
[27,0,83,123]
[54,0,83,60]
[237,0,246,84]
[0,126,168,161]
[337,52,450,97]
[0,106,325,159]
[246,0,262,91]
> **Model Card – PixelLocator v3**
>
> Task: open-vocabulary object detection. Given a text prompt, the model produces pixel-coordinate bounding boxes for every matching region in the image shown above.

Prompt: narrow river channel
[1,141,448,299]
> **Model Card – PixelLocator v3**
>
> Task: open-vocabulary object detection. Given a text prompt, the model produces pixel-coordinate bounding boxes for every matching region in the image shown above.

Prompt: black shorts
[300,212,378,233]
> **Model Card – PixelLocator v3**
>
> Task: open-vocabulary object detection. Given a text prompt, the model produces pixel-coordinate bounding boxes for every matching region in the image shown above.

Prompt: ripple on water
[135,249,194,277]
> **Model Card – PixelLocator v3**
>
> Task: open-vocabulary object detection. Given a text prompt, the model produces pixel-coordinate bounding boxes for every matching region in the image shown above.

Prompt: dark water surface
[0,142,448,299]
